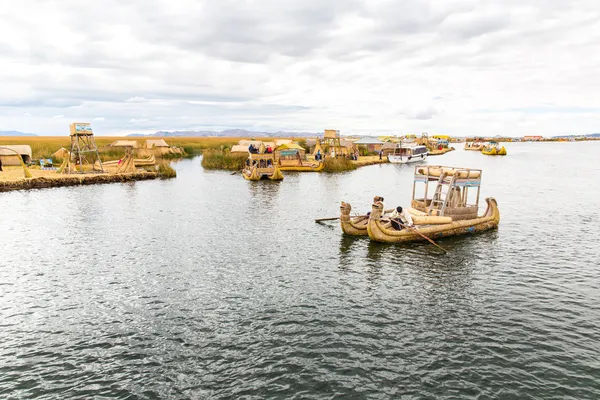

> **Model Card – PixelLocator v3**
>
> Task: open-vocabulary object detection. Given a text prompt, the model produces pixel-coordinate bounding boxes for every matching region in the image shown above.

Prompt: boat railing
[412,165,483,217]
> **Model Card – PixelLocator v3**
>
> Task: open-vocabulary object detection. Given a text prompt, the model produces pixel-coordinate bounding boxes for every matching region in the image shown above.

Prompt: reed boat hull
[279,162,324,172]
[482,146,507,155]
[242,165,284,181]
[367,198,500,243]
[340,202,452,236]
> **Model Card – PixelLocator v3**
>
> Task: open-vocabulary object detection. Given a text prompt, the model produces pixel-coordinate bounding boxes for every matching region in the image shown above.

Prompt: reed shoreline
[0,170,159,192]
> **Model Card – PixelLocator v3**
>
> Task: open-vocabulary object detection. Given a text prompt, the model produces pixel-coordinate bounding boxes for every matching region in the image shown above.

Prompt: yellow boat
[242,153,284,181]
[276,144,324,172]
[279,161,324,172]
[481,142,507,155]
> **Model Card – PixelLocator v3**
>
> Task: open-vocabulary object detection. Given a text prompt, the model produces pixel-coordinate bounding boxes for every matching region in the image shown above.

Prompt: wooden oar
[315,215,368,222]
[315,209,394,223]
[401,223,447,253]
[315,216,341,222]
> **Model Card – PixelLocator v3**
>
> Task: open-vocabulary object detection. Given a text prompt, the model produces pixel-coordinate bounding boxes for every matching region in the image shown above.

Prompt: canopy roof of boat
[276,143,305,151]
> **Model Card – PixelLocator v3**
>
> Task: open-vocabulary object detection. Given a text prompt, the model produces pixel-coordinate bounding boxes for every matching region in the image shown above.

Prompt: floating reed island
[201,131,458,177]
[0,123,181,192]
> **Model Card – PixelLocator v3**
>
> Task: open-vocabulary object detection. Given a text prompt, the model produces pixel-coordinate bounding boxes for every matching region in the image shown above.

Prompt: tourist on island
[316,149,321,161]
[379,150,383,160]
[390,206,414,230]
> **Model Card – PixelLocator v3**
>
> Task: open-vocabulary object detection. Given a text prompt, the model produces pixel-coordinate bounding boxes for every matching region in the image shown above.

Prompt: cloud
[1,0,600,136]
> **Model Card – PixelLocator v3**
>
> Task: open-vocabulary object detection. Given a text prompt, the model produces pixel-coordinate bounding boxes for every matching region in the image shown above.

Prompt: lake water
[1,142,600,399]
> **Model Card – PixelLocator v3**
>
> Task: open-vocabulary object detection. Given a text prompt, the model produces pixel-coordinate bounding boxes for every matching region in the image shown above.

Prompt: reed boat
[96,155,156,168]
[358,164,500,243]
[464,142,484,151]
[242,153,284,181]
[481,142,507,156]
[367,197,500,243]
[340,200,453,236]
[278,161,324,172]
[276,144,324,172]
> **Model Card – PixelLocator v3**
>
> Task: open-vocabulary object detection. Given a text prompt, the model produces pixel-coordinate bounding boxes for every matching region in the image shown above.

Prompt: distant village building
[523,136,543,141]
[0,145,32,165]
[354,137,385,153]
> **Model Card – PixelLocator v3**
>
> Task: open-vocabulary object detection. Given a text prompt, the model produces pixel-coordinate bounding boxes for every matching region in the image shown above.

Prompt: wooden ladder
[428,173,457,216]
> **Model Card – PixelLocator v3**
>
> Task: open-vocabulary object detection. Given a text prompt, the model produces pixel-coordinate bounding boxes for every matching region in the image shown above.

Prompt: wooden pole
[401,223,447,253]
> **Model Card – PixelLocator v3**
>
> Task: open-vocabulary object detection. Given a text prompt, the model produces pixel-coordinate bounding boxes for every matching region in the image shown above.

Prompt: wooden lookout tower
[69,122,103,173]
[323,129,350,157]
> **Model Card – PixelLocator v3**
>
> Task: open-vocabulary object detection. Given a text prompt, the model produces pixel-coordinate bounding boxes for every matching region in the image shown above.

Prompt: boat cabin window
[279,150,301,160]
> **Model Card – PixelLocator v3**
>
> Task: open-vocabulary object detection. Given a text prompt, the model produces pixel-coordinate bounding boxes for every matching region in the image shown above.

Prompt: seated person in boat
[390,206,413,230]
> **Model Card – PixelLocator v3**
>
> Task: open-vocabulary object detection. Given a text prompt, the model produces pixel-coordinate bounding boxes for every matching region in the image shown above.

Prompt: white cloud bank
[1,0,599,136]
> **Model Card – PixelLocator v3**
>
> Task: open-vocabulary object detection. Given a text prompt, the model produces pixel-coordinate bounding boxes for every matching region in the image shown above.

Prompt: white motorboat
[387,143,428,164]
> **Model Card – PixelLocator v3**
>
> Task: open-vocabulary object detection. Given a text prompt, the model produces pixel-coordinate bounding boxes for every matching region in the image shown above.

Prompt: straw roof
[0,145,32,157]
[276,143,305,151]
[146,139,169,148]
[354,137,384,145]
[238,140,263,147]
[110,140,140,148]
[230,145,250,153]
[52,147,70,158]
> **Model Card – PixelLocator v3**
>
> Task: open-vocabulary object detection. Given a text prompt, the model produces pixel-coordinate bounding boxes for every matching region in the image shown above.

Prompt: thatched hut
[230,145,250,154]
[110,140,140,149]
[51,147,70,160]
[0,145,32,165]
[145,139,169,148]
[238,140,265,153]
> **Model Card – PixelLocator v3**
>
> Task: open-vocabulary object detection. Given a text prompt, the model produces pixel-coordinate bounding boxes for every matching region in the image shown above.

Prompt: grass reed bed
[322,157,357,172]
[157,163,177,178]
[201,149,247,170]
[0,136,279,159]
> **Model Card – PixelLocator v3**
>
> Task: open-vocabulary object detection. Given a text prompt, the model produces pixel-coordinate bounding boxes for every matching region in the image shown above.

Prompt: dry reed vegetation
[323,157,357,172]
[201,149,247,170]
[157,163,177,178]
[0,136,255,159]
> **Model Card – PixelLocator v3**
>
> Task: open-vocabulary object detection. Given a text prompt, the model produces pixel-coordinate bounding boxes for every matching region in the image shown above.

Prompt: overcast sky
[1,0,599,136]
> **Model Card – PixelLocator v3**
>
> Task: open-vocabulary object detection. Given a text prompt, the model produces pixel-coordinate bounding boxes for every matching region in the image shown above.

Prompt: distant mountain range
[128,129,321,138]
[553,133,600,138]
[0,130,38,136]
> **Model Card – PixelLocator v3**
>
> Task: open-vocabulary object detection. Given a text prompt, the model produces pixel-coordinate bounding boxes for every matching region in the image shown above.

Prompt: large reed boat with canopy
[242,153,284,181]
[340,196,453,237]
[339,165,500,243]
[464,141,485,151]
[276,143,324,172]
